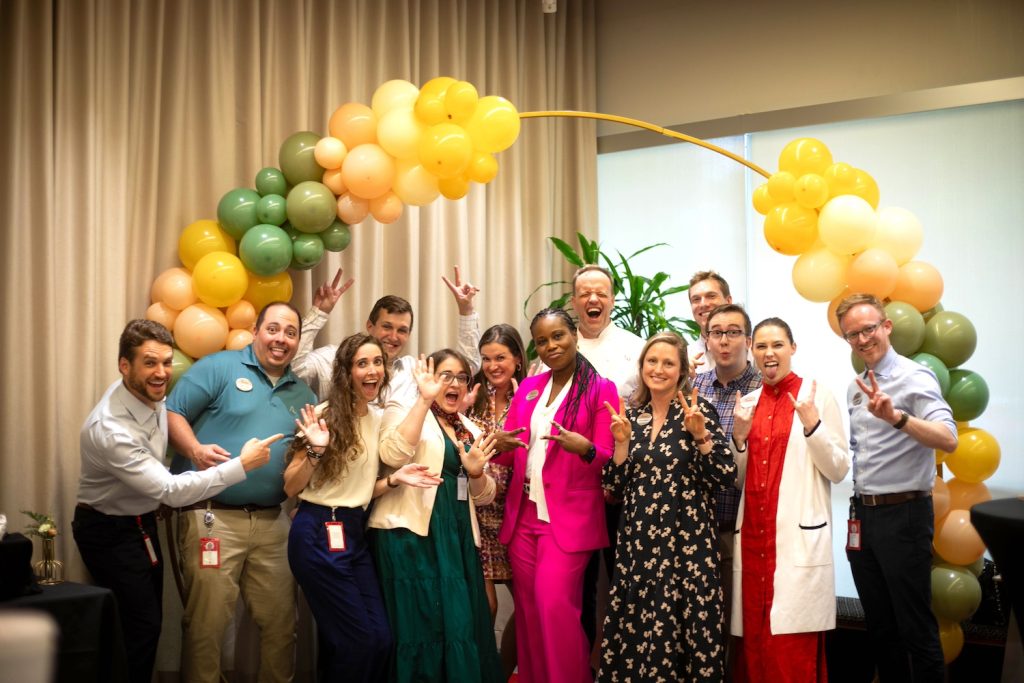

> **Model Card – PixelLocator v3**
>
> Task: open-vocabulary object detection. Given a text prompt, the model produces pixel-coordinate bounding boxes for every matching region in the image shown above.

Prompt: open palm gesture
[294,403,329,449]
[413,355,445,402]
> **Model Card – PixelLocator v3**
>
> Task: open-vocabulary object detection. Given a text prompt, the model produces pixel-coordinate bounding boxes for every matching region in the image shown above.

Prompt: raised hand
[239,433,285,471]
[462,433,498,477]
[605,400,631,444]
[312,268,354,314]
[788,380,821,431]
[294,403,329,449]
[413,355,444,402]
[732,390,754,445]
[490,427,528,452]
[542,420,591,456]
[855,370,899,424]
[680,388,709,440]
[390,463,443,489]
[441,265,480,315]
[689,351,705,381]
[460,382,481,414]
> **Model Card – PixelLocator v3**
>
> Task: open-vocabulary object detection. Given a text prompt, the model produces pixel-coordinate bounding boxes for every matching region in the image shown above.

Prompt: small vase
[34,537,65,585]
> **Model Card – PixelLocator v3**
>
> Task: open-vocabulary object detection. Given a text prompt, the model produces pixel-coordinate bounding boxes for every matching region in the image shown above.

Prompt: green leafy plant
[523,232,699,357]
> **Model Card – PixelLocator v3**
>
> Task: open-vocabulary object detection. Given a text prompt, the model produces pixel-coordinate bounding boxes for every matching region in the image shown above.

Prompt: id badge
[846,519,862,551]
[326,521,346,552]
[457,472,469,501]
[142,532,159,567]
[200,537,220,568]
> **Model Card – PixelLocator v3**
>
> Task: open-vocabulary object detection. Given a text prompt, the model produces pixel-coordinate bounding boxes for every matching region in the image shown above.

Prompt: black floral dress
[598,397,736,682]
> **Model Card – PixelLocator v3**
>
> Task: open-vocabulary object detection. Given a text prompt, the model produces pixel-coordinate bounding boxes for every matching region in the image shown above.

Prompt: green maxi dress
[372,428,503,683]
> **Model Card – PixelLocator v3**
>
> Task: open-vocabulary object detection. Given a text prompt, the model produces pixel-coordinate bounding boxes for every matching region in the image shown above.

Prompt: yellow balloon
[466,151,498,184]
[822,162,858,199]
[392,160,440,206]
[791,247,850,302]
[778,138,833,177]
[377,106,425,160]
[793,173,829,209]
[418,123,473,179]
[944,427,1000,484]
[192,251,249,308]
[414,77,456,125]
[763,203,818,255]
[464,96,520,153]
[444,81,479,123]
[371,79,420,118]
[178,219,236,271]
[439,176,470,200]
[752,183,776,216]
[937,619,964,664]
[173,303,229,359]
[818,195,877,255]
[851,168,880,209]
[767,171,796,202]
[244,271,293,314]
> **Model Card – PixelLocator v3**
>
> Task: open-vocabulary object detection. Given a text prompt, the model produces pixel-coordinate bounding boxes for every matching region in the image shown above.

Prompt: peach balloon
[225,299,257,330]
[341,144,395,199]
[846,248,899,299]
[225,328,255,351]
[826,288,850,337]
[336,192,370,224]
[151,267,197,311]
[791,247,850,302]
[314,136,348,170]
[145,301,180,331]
[932,476,950,520]
[369,192,404,224]
[322,168,347,196]
[244,271,293,314]
[889,261,944,312]
[933,509,985,566]
[328,102,378,149]
[946,477,991,512]
[392,160,440,206]
[873,207,923,265]
[173,303,229,359]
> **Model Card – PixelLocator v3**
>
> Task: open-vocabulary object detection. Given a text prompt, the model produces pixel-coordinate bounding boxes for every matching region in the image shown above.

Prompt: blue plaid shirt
[693,363,762,528]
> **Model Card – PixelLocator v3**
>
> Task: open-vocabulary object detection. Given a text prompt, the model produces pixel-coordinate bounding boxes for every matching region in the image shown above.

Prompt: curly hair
[529,308,599,433]
[289,333,389,484]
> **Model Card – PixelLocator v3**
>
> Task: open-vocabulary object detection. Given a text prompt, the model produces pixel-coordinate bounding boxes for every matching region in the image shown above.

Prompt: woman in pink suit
[498,307,619,683]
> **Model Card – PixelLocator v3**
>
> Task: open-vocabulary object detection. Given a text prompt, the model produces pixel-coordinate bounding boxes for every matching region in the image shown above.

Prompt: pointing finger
[259,433,285,447]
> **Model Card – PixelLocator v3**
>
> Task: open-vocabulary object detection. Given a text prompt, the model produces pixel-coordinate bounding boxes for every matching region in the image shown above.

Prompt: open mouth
[361,379,379,396]
[268,345,289,361]
[586,306,602,320]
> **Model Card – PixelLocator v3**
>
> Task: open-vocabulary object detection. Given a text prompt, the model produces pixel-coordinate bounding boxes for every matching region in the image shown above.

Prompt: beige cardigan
[367,405,496,545]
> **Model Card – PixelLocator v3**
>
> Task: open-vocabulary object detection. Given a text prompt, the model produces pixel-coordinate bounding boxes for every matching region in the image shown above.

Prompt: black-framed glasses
[708,329,746,340]
[438,371,471,386]
[843,323,881,344]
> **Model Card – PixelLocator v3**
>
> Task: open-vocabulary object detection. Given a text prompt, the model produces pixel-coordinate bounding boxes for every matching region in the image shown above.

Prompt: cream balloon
[313,136,348,170]
[873,207,924,265]
[392,159,440,206]
[818,195,878,255]
[791,247,850,302]
[371,79,420,118]
[377,106,425,160]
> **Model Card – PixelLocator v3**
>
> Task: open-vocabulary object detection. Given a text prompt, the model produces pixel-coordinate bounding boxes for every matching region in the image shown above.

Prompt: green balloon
[885,300,925,356]
[851,350,865,375]
[256,194,287,226]
[217,188,262,240]
[965,556,985,577]
[321,219,352,252]
[946,369,990,421]
[279,131,324,186]
[255,167,288,197]
[290,234,325,270]
[287,181,337,233]
[922,302,944,322]
[911,352,951,395]
[170,347,194,392]
[930,564,982,622]
[281,221,301,241]
[920,311,977,368]
[239,224,293,276]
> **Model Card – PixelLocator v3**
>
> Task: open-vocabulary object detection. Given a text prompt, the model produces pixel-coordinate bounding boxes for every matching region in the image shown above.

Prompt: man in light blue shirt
[838,294,957,683]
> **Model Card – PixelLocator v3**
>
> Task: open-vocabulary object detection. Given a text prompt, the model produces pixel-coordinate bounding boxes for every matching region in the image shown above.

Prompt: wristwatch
[892,411,910,430]
[580,443,597,464]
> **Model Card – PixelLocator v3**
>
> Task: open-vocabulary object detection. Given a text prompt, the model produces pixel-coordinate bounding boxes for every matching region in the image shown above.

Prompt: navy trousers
[847,496,944,683]
[288,502,391,683]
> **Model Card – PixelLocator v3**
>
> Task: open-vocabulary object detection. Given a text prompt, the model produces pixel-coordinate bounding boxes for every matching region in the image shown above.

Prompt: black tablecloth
[971,497,1024,647]
[1,581,128,683]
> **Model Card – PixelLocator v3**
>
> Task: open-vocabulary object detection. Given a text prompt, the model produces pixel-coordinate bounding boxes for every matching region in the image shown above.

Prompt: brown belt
[179,500,281,513]
[856,490,931,507]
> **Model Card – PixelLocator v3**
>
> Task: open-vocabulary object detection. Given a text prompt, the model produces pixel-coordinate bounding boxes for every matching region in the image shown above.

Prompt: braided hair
[529,307,600,433]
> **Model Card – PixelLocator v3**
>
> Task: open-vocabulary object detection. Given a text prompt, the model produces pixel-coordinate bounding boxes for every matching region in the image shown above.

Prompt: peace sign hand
[788,380,821,431]
[604,400,631,444]
[542,420,591,456]
[679,388,709,440]
[312,268,354,314]
[732,390,754,445]
[441,265,480,315]
[855,370,899,424]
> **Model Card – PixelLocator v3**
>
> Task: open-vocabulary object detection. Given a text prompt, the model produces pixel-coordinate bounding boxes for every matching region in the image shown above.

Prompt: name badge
[636,413,652,426]
[236,378,253,392]
[142,533,159,567]
[457,472,469,501]
[846,519,862,551]
[200,537,220,568]
[525,390,539,401]
[326,521,346,552]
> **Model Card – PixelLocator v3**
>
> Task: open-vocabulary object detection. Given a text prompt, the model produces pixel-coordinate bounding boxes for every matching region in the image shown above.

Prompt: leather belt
[179,501,281,513]
[855,490,931,507]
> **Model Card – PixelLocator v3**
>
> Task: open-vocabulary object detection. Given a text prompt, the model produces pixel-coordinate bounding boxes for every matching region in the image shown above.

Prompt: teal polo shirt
[168,345,315,506]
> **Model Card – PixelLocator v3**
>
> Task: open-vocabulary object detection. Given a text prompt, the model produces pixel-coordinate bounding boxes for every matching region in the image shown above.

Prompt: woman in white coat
[731,317,850,682]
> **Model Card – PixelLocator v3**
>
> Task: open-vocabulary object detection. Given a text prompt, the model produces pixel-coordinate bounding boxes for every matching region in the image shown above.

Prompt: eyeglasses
[843,323,882,344]
[438,371,471,386]
[708,329,746,341]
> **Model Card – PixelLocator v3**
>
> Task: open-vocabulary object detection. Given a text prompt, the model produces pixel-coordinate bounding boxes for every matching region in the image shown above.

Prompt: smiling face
[120,340,174,408]
[641,341,684,398]
[689,278,732,332]
[752,325,796,386]
[481,341,519,393]
[350,342,385,403]
[252,303,300,376]
[572,270,613,339]
[532,314,578,374]
[433,356,470,414]
[366,311,413,362]
[840,303,893,369]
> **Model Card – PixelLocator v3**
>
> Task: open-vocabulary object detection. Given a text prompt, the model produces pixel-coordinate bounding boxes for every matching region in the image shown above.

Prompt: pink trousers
[508,499,593,683]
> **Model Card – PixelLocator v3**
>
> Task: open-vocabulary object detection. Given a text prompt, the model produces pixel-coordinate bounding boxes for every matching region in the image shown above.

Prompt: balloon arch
[147,78,1000,664]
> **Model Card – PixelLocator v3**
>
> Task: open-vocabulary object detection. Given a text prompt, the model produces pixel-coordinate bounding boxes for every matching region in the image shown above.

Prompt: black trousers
[847,496,944,683]
[73,506,163,683]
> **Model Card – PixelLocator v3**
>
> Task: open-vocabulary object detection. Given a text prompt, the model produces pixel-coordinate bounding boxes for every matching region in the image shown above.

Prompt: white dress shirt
[575,323,643,402]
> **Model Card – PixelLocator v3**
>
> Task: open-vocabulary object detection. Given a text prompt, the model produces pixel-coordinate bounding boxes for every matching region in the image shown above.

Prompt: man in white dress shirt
[687,270,734,374]
[72,320,280,683]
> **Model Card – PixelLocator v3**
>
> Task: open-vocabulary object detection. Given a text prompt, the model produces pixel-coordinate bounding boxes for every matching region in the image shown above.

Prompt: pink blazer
[498,370,619,553]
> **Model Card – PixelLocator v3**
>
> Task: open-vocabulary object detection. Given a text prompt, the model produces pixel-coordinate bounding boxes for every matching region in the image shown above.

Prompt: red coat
[498,370,618,553]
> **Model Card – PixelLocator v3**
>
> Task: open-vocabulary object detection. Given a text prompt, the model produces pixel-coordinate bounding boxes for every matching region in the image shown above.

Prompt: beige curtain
[0,0,595,675]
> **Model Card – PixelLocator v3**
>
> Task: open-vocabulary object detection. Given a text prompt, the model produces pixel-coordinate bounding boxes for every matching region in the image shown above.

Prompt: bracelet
[892,411,910,430]
[305,446,324,462]
[731,436,747,453]
[693,432,712,446]
[803,419,822,438]
[386,474,399,488]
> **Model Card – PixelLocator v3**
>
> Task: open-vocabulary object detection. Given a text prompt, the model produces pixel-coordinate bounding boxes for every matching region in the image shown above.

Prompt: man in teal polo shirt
[168,301,315,683]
